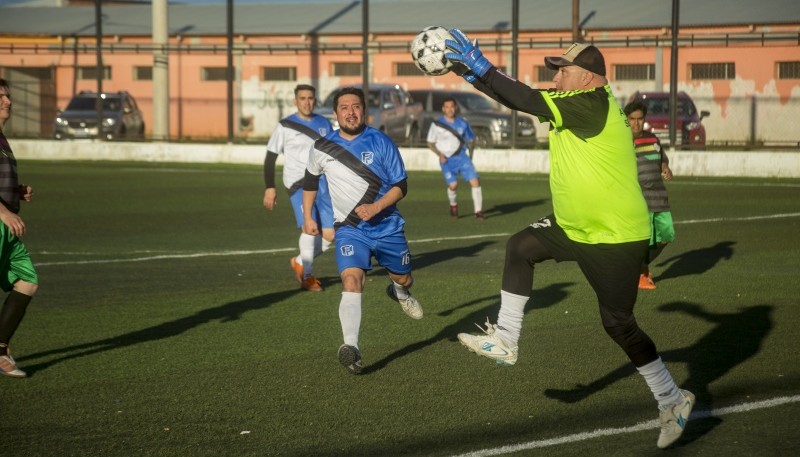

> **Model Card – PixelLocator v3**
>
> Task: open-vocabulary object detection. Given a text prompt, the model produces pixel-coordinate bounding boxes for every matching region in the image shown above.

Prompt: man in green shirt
[443,34,694,449]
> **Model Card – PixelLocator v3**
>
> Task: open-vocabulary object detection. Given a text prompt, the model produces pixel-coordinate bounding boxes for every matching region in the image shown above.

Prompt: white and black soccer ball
[410,26,454,76]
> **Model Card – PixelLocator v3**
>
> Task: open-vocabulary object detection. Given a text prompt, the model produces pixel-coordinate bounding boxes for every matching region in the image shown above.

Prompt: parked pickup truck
[318,84,423,145]
[409,89,537,149]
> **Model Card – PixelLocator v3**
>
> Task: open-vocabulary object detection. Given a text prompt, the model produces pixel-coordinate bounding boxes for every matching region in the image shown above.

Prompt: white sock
[447,188,457,206]
[298,232,316,278]
[391,278,412,300]
[495,290,528,347]
[471,186,483,213]
[313,235,333,258]
[339,292,362,348]
[636,357,684,408]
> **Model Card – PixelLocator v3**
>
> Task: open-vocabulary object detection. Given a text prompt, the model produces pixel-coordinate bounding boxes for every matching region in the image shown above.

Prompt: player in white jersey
[263,84,334,292]
[302,87,423,375]
[426,96,484,220]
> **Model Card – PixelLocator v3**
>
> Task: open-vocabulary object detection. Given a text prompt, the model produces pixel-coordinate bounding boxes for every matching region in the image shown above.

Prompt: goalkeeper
[443,31,694,449]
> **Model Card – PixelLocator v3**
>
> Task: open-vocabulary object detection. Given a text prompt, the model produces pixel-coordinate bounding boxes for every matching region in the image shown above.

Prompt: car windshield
[641,96,696,117]
[452,93,497,111]
[65,96,121,111]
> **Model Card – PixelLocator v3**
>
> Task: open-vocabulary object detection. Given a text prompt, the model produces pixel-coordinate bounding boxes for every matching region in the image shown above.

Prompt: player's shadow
[361,281,574,375]
[543,301,773,447]
[480,198,549,219]
[653,241,736,283]
[17,288,303,376]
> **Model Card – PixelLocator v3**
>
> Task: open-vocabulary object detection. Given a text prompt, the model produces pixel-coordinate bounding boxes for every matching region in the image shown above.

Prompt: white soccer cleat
[457,319,518,366]
[657,389,695,449]
[0,354,27,378]
[386,285,423,320]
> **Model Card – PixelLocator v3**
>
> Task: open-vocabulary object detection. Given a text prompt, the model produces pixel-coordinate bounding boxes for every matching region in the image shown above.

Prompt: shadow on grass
[654,241,736,283]
[361,281,574,375]
[17,288,303,375]
[480,198,549,220]
[543,301,773,445]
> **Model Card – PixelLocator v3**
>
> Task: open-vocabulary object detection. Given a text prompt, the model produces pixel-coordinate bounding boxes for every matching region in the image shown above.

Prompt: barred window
[614,64,655,81]
[332,62,362,77]
[778,61,800,79]
[262,66,296,81]
[690,62,735,80]
[535,66,556,82]
[395,62,422,77]
[78,66,111,80]
[133,66,152,81]
[202,67,228,81]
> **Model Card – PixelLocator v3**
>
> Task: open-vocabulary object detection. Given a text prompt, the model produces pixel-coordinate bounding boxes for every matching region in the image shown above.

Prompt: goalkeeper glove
[445,28,493,80]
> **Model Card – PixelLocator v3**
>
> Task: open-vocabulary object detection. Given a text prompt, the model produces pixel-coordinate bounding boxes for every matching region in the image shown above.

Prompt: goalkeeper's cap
[545,42,606,76]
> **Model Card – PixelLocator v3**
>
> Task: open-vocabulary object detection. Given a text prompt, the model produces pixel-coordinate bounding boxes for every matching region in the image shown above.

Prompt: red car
[628,91,710,149]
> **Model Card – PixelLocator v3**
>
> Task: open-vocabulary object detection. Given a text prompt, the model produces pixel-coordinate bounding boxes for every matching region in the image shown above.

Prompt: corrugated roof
[0,0,798,37]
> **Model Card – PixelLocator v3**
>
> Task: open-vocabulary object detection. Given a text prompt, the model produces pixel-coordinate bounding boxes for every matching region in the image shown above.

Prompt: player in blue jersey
[263,84,334,292]
[302,87,424,374]
[426,97,484,220]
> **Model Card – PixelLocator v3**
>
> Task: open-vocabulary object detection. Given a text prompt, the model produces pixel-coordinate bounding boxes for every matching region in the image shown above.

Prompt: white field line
[34,212,800,267]
[449,395,800,457]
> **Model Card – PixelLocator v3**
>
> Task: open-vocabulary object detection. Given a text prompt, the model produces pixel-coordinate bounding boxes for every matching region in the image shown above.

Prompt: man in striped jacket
[624,100,675,290]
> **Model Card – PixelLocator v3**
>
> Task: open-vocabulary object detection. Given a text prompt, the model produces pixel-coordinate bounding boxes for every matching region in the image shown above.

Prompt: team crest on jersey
[361,151,374,165]
[340,245,355,256]
[318,127,328,136]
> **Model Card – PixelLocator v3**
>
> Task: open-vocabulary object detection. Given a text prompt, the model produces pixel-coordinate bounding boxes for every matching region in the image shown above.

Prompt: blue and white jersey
[426,115,475,157]
[307,126,407,236]
[266,113,332,191]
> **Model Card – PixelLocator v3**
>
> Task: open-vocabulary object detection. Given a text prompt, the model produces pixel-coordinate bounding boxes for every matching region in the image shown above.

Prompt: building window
[778,61,800,79]
[535,66,556,82]
[262,66,296,81]
[690,62,735,80]
[614,64,656,81]
[78,66,111,80]
[202,67,229,81]
[133,66,153,81]
[395,62,422,77]
[332,62,362,77]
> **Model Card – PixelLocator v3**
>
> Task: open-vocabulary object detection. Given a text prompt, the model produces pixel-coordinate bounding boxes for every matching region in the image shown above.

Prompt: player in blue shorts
[302,87,424,374]
[426,96,484,220]
[263,84,334,292]
[0,78,39,378]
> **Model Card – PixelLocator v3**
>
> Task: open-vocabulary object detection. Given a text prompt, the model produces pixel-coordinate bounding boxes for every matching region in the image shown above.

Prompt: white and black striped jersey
[306,126,407,234]
[266,113,331,190]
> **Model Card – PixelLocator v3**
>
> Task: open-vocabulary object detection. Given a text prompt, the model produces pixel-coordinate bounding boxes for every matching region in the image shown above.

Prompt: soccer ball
[410,26,454,76]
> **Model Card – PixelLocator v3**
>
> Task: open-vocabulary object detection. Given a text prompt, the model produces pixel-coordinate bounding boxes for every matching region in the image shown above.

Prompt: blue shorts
[440,153,479,186]
[334,225,412,275]
[290,176,334,229]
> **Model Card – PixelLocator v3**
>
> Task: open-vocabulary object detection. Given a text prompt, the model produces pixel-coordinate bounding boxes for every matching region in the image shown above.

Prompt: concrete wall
[12,139,800,178]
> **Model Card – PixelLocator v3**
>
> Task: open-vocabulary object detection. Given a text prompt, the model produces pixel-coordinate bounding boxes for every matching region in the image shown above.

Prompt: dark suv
[627,91,710,149]
[409,89,536,148]
[54,91,145,141]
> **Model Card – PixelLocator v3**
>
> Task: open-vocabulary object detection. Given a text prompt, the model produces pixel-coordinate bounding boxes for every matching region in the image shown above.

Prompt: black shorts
[527,214,648,327]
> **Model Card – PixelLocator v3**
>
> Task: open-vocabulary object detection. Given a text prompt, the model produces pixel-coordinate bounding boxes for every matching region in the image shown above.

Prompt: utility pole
[95,0,103,141]
[572,0,581,42]
[152,0,169,142]
[362,0,369,96]
[669,0,679,149]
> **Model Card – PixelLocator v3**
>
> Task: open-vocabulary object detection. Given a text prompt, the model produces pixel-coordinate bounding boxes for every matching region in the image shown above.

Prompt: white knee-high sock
[313,235,333,258]
[298,232,317,278]
[471,186,483,213]
[339,292,362,348]
[496,290,528,347]
[447,188,457,206]
[636,357,684,408]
